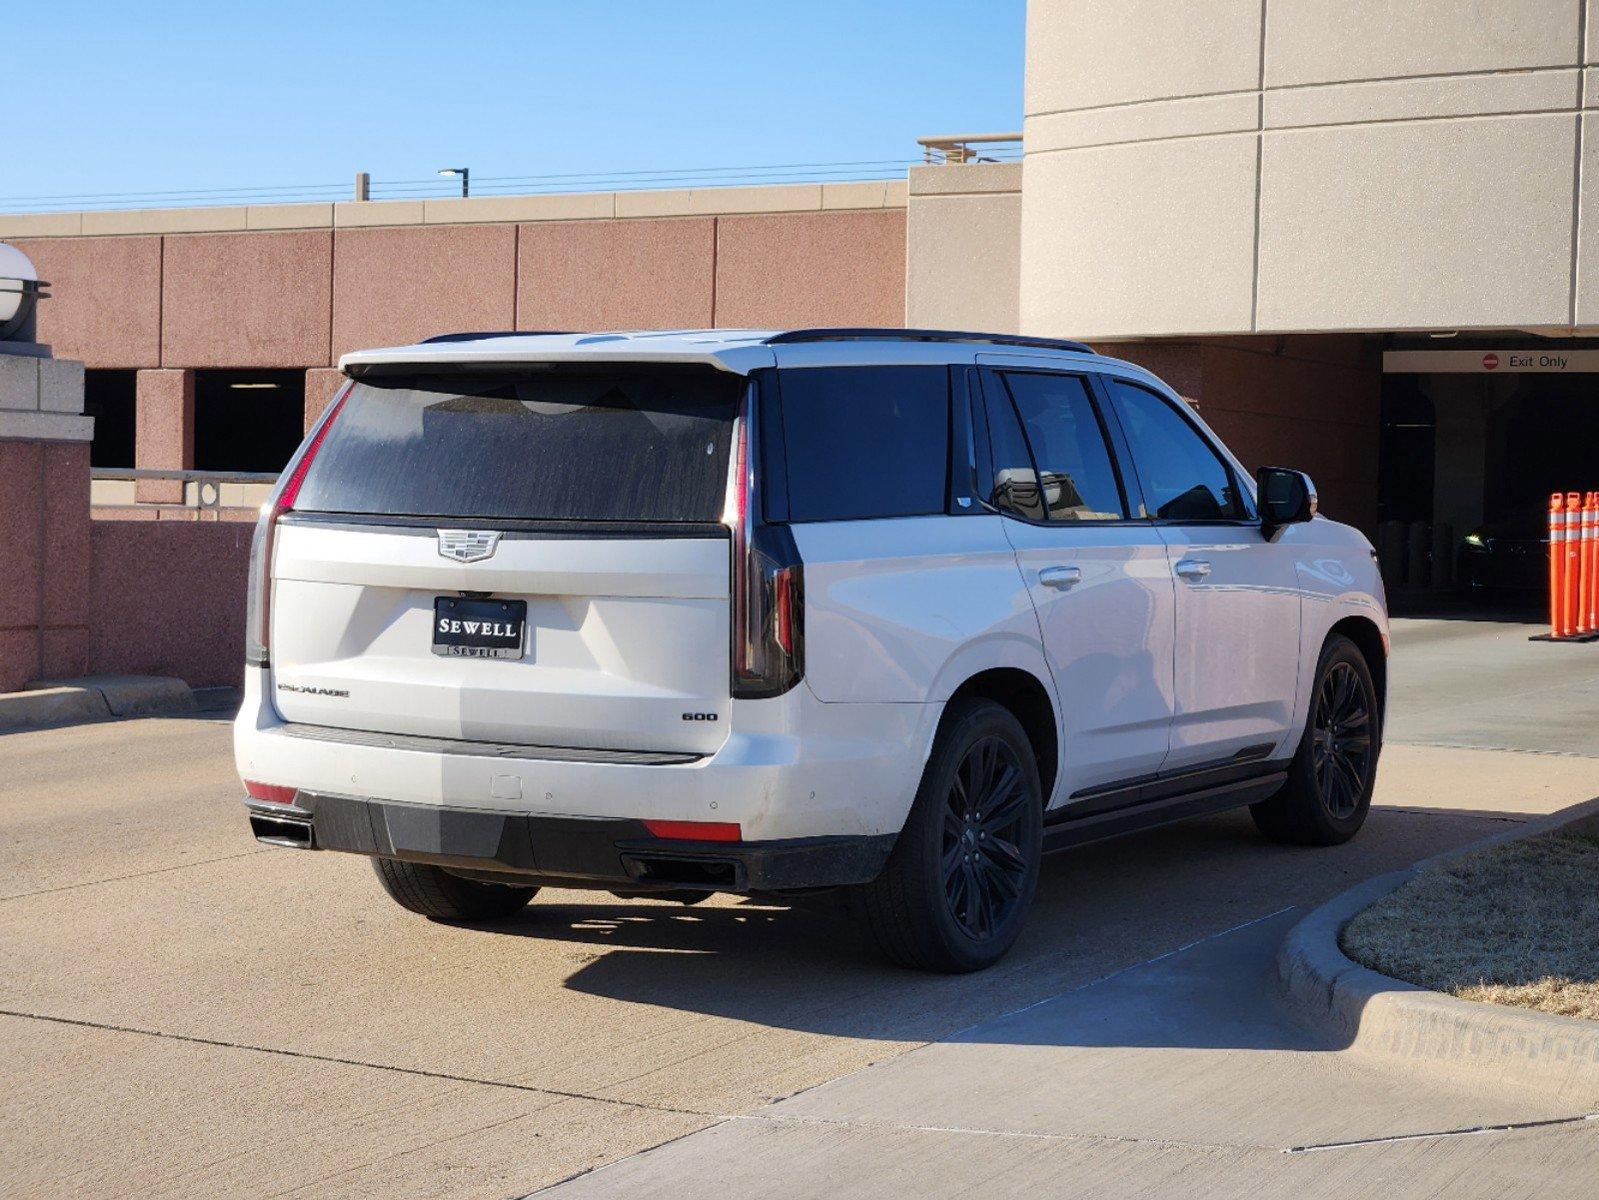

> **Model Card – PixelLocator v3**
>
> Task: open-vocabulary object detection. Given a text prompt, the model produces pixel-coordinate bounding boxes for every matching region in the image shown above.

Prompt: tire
[855,698,1043,972]
[1250,634,1381,847]
[370,858,538,921]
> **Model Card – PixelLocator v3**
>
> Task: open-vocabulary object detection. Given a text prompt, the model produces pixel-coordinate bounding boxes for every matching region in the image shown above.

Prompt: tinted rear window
[779,367,950,522]
[293,366,741,522]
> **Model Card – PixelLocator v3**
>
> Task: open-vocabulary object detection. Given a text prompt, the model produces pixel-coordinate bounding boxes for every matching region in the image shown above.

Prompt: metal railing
[916,132,1024,165]
[91,468,278,510]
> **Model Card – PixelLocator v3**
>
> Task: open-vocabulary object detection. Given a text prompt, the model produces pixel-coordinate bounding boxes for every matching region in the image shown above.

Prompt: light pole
[438,167,470,198]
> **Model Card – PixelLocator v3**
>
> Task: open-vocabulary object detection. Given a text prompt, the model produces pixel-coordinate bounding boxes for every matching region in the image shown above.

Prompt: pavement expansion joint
[0,847,272,903]
[719,1110,1239,1156]
[1377,804,1527,823]
[1283,1111,1599,1154]
[0,1007,720,1121]
[1389,738,1599,761]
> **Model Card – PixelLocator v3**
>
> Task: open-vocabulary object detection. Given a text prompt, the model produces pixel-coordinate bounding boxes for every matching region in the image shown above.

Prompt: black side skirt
[1043,766,1288,852]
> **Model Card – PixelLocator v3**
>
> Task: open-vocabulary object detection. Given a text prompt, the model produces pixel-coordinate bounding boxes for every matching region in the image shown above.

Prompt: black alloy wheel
[943,736,1032,941]
[1250,633,1380,847]
[1311,660,1374,819]
[856,697,1043,972]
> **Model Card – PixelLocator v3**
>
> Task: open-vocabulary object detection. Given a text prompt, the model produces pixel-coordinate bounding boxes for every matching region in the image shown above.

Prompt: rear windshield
[293,365,741,523]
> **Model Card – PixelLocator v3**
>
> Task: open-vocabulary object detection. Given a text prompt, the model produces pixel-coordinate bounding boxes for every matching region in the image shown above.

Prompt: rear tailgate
[270,521,730,754]
[266,362,741,755]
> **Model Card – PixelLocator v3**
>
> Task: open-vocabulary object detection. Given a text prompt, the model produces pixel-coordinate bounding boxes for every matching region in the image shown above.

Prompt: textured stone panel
[1021,134,1258,339]
[11,236,162,368]
[516,218,715,331]
[1572,112,1599,325]
[713,210,906,329]
[1257,114,1576,331]
[1266,0,1580,89]
[135,370,194,504]
[88,521,253,686]
[1026,0,1262,114]
[0,440,43,633]
[332,223,516,359]
[42,441,92,633]
[907,193,1021,332]
[162,231,332,368]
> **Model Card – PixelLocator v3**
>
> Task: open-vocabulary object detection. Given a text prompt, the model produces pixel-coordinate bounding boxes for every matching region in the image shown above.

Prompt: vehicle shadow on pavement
[454,805,1524,1051]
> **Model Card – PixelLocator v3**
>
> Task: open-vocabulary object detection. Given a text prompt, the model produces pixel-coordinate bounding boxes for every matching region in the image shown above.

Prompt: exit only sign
[1383,349,1599,373]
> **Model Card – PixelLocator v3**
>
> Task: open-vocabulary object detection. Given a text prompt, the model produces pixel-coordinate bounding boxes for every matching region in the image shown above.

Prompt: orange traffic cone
[1550,492,1566,638]
[1588,492,1599,634]
[1566,492,1583,637]
[1580,494,1595,636]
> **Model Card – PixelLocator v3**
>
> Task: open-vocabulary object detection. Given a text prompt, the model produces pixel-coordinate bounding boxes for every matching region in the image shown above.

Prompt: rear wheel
[856,698,1042,972]
[371,858,538,921]
[1251,634,1380,846]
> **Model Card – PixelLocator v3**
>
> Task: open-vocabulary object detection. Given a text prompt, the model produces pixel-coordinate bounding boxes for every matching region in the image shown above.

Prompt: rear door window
[292,365,741,523]
[997,372,1126,521]
[1102,378,1247,521]
[778,367,951,522]
[979,370,1126,522]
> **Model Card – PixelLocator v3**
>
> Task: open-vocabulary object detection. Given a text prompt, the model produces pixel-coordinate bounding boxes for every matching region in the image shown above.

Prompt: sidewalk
[540,910,1599,1199]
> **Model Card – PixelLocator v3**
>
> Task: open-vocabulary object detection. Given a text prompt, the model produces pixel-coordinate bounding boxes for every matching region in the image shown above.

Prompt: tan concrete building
[5,0,1596,685]
[915,0,1599,570]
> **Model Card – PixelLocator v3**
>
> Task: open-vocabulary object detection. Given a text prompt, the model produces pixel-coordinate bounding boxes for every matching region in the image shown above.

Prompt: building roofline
[0,179,908,241]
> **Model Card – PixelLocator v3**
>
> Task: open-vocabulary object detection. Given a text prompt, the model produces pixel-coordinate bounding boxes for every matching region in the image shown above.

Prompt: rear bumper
[245,793,896,892]
[234,666,937,842]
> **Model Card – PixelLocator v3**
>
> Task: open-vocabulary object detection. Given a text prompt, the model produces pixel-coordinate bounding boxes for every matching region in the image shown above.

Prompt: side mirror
[1256,466,1317,533]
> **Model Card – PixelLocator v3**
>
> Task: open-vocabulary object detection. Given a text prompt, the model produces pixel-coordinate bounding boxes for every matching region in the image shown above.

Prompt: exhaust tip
[249,812,314,849]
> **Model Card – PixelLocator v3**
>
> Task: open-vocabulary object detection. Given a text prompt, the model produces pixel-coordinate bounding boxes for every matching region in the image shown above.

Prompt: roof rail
[420,330,570,344]
[764,328,1094,355]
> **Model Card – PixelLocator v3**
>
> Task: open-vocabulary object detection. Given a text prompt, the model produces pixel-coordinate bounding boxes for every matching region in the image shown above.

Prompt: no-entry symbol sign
[1482,352,1500,370]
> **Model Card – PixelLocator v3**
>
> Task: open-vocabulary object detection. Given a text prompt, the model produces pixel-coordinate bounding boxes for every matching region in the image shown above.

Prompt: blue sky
[9,1,1024,211]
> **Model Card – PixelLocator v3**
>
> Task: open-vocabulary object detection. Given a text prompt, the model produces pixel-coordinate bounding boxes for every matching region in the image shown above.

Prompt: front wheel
[855,698,1043,972]
[371,858,538,921]
[1251,634,1380,846]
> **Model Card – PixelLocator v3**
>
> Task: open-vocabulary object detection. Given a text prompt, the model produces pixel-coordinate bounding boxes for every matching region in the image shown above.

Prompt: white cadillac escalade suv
[236,328,1388,972]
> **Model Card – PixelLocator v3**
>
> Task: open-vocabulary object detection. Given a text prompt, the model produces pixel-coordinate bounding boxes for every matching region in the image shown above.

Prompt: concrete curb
[1277,796,1599,1108]
[0,674,197,732]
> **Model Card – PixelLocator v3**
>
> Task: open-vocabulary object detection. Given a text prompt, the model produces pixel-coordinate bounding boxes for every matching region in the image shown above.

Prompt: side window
[779,366,950,522]
[981,372,1045,520]
[993,372,1126,521]
[1104,379,1246,522]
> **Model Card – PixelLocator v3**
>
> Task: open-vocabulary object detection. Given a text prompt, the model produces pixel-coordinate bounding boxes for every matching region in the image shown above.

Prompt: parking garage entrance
[1379,345,1599,610]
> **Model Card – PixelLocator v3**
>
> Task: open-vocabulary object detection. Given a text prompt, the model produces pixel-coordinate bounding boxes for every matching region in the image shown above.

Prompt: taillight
[243,780,299,804]
[246,383,351,668]
[727,392,803,699]
[643,819,742,842]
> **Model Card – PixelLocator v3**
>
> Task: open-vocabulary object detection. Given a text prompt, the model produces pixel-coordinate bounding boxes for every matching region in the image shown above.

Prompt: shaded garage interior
[1379,346,1599,610]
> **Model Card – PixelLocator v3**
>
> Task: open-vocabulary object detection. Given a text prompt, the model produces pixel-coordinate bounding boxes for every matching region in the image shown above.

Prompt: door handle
[1174,558,1212,581]
[1038,565,1082,590]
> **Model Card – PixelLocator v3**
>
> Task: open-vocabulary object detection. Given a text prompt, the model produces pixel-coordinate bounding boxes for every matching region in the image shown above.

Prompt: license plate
[432,597,526,659]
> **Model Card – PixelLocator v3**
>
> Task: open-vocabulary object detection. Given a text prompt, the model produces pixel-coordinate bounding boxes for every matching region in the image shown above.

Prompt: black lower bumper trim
[246,792,896,893]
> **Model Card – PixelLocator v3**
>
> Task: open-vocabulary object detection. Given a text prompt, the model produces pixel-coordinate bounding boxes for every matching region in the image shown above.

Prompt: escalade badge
[437,529,502,563]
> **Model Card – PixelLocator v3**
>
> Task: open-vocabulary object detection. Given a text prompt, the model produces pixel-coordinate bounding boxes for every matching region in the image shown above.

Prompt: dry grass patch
[1342,832,1599,1021]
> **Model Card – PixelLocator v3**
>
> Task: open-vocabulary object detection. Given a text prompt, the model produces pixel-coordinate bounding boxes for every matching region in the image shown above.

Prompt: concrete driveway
[2,618,1596,1197]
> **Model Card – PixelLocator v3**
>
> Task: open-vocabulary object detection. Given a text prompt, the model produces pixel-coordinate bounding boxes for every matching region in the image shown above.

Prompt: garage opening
[193,370,305,473]
[83,369,137,468]
[1380,344,1599,614]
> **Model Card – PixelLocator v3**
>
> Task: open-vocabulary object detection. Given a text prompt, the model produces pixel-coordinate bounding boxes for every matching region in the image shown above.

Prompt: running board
[1042,772,1286,852]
